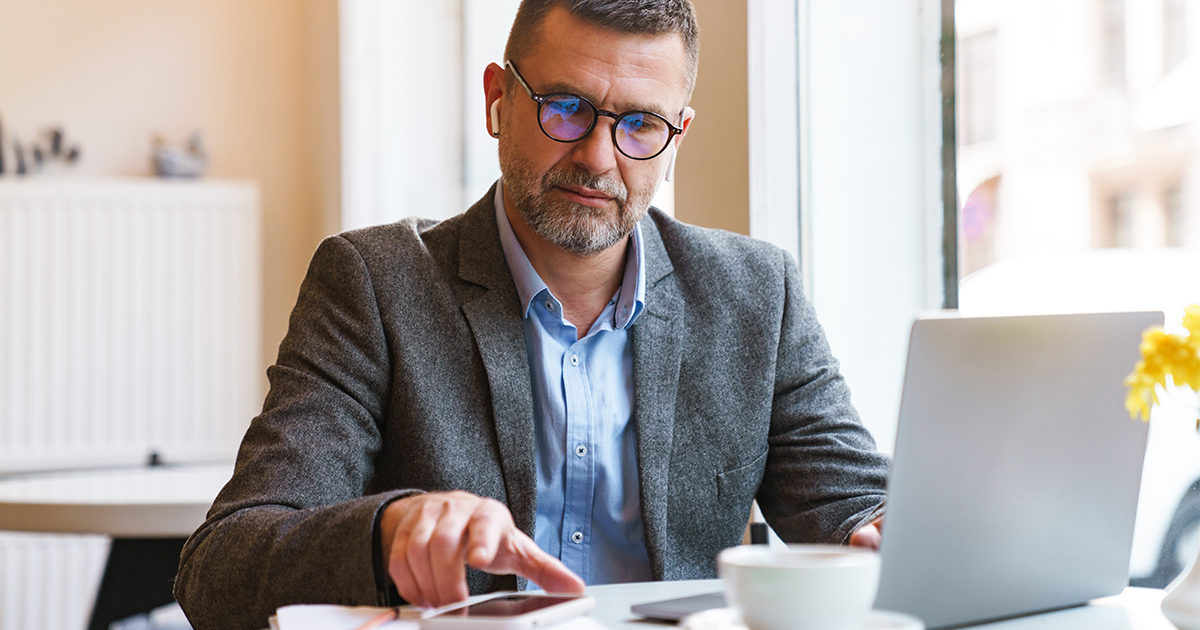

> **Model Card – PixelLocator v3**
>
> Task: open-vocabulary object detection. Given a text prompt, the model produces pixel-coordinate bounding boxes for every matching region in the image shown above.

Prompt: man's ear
[676,106,695,144]
[664,107,695,182]
[483,62,506,139]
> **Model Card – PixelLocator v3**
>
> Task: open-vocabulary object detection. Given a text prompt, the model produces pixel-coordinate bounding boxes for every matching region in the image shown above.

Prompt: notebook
[633,310,1160,628]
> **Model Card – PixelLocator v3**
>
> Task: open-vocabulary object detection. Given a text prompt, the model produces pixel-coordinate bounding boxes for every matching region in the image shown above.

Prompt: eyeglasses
[505,61,684,160]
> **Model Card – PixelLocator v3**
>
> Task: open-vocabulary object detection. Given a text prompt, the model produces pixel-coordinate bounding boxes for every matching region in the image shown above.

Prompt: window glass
[955,0,1200,588]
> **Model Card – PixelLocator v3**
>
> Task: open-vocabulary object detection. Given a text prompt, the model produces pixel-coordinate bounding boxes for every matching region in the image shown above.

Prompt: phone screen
[440,596,581,618]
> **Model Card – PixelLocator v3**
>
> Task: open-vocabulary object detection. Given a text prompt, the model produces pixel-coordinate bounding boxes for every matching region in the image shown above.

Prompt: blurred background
[0,0,1197,628]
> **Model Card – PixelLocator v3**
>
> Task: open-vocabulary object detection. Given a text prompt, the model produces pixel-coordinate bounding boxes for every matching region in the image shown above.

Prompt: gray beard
[500,148,654,256]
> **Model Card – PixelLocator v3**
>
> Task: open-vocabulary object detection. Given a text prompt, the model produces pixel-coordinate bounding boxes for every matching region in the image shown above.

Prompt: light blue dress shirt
[493,182,654,585]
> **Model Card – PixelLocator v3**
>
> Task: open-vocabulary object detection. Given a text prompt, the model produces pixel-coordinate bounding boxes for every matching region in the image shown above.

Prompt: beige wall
[676,0,750,235]
[0,0,748,383]
[0,0,340,381]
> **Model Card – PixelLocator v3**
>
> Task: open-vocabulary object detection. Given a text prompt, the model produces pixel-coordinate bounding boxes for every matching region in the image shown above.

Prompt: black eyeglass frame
[504,60,684,161]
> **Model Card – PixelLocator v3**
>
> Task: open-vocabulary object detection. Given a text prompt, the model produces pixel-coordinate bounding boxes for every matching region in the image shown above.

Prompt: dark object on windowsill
[50,127,63,156]
[38,126,80,169]
[151,132,207,178]
[14,139,27,175]
[1,125,81,177]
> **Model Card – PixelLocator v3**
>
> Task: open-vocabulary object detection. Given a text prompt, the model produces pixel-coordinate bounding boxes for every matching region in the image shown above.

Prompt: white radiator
[0,177,262,471]
[0,176,263,630]
[0,532,109,630]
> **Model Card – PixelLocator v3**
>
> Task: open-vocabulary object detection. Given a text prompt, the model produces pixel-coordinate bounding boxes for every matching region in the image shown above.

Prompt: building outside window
[1101,0,1127,88]
[959,29,998,146]
[955,0,1200,588]
[1104,189,1137,248]
[1164,0,1187,74]
[1167,184,1187,247]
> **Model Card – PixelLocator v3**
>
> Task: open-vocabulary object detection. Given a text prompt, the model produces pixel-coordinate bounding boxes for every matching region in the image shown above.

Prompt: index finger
[502,533,585,594]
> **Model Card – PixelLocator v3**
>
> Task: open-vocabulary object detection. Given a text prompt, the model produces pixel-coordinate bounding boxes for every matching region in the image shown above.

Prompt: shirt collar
[494,180,645,330]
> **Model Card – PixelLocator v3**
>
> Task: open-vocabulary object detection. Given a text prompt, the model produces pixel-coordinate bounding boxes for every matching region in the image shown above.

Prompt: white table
[584,580,1178,630]
[0,462,234,630]
[1,467,1174,630]
[0,462,234,536]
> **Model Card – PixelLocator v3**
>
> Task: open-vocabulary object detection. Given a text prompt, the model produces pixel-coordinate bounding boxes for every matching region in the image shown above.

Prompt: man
[175,1,888,628]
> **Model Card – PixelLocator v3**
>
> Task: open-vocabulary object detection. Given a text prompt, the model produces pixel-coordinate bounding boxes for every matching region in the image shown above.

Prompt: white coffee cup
[717,544,881,630]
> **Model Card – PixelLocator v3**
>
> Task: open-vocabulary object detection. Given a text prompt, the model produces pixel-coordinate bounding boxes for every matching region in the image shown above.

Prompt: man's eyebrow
[538,80,677,121]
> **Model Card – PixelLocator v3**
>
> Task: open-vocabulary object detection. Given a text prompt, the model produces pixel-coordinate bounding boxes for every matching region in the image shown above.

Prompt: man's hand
[380,491,585,608]
[848,517,883,550]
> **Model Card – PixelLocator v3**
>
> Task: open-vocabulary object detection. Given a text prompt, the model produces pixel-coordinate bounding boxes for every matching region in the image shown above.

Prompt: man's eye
[548,98,581,116]
[624,115,664,135]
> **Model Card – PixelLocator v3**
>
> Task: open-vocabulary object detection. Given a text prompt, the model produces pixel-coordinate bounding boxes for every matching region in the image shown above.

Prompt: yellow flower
[1125,305,1200,422]
[1184,304,1200,341]
[1124,364,1159,421]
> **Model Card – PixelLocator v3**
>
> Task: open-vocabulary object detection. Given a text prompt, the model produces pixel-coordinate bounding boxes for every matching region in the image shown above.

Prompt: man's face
[493,7,693,257]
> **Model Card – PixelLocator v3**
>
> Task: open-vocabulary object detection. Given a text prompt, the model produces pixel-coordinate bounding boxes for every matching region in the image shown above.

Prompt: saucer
[680,607,923,630]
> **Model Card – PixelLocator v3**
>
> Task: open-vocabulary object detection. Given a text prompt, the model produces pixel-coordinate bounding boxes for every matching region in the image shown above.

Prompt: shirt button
[544,300,555,312]
[571,531,584,544]
[575,444,587,457]
[569,354,579,367]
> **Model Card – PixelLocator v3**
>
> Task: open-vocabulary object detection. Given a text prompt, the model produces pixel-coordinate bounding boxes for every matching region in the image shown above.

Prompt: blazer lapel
[632,213,683,580]
[458,190,538,538]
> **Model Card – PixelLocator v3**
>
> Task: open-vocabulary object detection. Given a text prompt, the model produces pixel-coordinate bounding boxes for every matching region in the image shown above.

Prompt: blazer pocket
[716,447,768,505]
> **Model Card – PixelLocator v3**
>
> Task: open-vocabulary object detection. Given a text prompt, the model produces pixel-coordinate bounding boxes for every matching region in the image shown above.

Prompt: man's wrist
[371,490,423,605]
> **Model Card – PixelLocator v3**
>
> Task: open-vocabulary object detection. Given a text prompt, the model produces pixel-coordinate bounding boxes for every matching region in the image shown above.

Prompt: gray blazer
[174,187,889,630]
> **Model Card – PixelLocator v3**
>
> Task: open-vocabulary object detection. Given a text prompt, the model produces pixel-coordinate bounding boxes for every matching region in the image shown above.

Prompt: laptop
[633,310,1160,628]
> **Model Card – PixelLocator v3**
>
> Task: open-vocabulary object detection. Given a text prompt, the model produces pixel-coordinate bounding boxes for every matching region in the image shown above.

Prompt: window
[1166,184,1186,247]
[955,0,1200,588]
[1164,0,1187,74]
[1100,0,1126,88]
[959,30,998,145]
[1103,188,1136,248]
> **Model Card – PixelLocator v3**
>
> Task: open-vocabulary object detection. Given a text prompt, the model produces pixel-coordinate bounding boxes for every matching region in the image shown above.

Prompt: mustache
[542,167,628,205]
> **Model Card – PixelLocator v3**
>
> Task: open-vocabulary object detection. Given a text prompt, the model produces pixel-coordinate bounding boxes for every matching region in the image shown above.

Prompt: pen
[352,607,398,630]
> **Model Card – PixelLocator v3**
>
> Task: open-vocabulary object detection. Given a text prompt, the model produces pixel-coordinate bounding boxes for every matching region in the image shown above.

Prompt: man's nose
[569,118,619,174]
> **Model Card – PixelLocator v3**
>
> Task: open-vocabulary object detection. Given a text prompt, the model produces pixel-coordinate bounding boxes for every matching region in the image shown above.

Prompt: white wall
[0,0,342,383]
[805,0,946,452]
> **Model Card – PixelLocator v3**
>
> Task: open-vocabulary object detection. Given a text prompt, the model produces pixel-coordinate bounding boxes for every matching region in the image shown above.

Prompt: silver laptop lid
[874,311,1161,629]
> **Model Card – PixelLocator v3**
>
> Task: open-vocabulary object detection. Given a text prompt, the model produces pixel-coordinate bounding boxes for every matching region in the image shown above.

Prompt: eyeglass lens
[539,94,672,159]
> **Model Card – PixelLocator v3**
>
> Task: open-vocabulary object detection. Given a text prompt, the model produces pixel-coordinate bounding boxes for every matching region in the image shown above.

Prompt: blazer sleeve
[174,235,416,630]
[756,250,890,544]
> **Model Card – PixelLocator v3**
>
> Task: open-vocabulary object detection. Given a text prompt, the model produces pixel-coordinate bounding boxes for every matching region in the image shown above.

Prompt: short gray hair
[503,0,700,102]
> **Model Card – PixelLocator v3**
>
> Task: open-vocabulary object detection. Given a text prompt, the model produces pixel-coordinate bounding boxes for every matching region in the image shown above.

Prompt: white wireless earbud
[665,145,677,182]
[490,100,501,136]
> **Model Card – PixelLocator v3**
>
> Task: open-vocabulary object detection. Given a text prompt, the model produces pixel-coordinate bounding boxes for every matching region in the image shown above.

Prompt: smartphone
[418,594,595,630]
